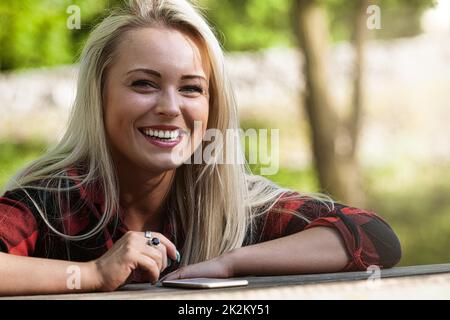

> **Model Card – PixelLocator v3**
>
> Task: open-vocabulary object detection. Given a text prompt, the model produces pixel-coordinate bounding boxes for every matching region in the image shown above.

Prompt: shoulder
[0,171,98,234]
[0,186,59,231]
[0,188,42,254]
[270,190,336,220]
[1,187,44,217]
[245,190,320,244]
[2,164,99,216]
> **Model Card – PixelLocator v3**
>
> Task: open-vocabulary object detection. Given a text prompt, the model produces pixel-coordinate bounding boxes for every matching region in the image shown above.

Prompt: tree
[292,0,368,206]
[292,0,434,205]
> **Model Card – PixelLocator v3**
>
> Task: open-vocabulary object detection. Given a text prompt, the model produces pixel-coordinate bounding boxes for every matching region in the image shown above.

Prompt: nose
[154,88,181,118]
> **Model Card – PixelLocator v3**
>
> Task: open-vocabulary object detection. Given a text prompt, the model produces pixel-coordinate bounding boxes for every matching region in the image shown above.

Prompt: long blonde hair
[3,0,334,265]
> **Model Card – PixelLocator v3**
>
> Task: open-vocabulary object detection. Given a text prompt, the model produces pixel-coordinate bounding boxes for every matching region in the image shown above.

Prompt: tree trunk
[293,0,367,207]
[349,0,369,158]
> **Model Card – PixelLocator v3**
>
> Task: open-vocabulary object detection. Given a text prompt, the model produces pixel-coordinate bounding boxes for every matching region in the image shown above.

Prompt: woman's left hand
[160,254,235,281]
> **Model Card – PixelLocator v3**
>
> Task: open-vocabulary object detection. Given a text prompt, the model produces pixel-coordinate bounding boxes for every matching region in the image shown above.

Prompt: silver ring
[144,231,152,239]
[147,237,160,247]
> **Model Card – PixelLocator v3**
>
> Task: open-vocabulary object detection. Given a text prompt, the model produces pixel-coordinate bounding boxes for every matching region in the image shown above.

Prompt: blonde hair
[3,0,334,265]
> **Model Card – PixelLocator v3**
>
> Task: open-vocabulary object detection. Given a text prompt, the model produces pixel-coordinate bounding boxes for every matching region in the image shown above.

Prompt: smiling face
[103,27,210,174]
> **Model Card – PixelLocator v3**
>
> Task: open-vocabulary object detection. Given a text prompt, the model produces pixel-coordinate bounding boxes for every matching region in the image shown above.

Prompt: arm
[0,194,97,296]
[161,227,350,280]
[226,226,350,276]
[0,231,179,296]
[162,195,401,280]
[0,252,98,296]
[0,190,179,296]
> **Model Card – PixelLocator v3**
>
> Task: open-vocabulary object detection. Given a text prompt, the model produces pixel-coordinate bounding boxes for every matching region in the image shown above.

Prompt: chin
[148,156,184,171]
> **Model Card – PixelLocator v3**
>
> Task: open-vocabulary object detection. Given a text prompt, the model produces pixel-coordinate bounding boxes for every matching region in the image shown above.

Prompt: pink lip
[139,129,183,149]
[139,125,184,149]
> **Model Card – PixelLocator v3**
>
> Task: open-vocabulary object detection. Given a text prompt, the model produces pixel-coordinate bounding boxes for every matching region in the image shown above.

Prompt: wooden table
[3,263,450,300]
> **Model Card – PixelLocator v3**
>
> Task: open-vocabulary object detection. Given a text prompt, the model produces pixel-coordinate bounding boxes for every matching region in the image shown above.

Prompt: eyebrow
[126,68,207,82]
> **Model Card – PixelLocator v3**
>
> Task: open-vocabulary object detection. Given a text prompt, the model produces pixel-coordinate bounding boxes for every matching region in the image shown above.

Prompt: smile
[141,128,180,141]
[139,128,184,149]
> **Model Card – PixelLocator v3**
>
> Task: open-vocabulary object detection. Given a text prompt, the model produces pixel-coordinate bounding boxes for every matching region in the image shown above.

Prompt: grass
[1,140,449,267]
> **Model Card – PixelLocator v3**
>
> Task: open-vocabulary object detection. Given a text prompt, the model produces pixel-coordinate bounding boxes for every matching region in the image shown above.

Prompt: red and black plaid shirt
[0,169,401,277]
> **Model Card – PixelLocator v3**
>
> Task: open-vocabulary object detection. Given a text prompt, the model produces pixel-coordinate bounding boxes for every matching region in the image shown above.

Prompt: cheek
[180,99,209,156]
[104,86,150,131]
[183,99,209,133]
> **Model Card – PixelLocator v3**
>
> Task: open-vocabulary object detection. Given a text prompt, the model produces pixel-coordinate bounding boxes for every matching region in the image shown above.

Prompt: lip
[138,125,186,149]
[144,136,182,149]
[138,125,190,137]
[140,130,183,149]
[139,125,181,131]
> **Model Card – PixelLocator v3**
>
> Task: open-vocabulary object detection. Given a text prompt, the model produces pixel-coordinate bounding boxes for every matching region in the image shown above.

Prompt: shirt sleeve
[0,190,40,256]
[253,191,402,271]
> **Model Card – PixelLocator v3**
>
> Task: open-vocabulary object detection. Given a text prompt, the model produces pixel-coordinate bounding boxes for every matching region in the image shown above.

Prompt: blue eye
[132,80,156,88]
[181,85,204,94]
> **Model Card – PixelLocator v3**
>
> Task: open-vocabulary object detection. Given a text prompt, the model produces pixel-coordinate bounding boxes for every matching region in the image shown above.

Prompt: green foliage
[365,162,450,266]
[199,0,295,51]
[200,0,436,50]
[0,0,437,69]
[0,0,110,71]
[318,0,436,42]
[0,140,47,191]
[267,166,319,193]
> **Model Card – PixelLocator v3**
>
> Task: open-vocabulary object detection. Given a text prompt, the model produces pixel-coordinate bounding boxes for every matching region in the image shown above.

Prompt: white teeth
[142,128,180,140]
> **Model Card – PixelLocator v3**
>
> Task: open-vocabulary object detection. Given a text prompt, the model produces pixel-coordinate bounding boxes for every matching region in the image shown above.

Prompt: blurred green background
[0,0,436,70]
[1,0,449,267]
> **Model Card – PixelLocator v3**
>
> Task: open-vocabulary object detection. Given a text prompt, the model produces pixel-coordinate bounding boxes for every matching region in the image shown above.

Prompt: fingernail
[176,250,181,263]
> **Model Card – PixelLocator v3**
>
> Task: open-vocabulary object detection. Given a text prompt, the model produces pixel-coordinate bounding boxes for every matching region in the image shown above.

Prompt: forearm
[226,227,351,277]
[0,252,99,296]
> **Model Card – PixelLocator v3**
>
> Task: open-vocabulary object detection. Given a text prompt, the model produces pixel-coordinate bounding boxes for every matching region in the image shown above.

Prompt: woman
[0,0,401,295]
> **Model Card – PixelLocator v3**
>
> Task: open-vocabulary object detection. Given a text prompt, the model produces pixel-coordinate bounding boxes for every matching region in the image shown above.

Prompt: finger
[160,243,168,270]
[148,232,178,261]
[140,244,164,271]
[139,232,169,270]
[150,243,168,272]
[159,270,179,282]
[135,254,160,285]
[161,268,187,281]
[151,237,168,270]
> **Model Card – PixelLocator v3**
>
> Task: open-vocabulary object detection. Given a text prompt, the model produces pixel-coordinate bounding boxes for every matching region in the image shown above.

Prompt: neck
[116,165,175,232]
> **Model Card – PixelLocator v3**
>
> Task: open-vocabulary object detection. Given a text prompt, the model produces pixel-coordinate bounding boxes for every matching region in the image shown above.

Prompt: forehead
[113,27,209,78]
